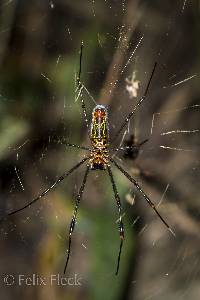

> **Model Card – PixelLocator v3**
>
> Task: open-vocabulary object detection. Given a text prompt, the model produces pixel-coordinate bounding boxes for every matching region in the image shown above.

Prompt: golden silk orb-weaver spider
[7,44,175,275]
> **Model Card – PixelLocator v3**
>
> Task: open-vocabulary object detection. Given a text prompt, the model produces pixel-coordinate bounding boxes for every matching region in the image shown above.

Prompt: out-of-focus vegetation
[0,1,200,300]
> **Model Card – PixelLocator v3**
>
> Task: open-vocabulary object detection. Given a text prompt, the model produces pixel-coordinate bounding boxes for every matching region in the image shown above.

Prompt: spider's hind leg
[107,165,124,275]
[110,158,175,237]
[64,165,90,274]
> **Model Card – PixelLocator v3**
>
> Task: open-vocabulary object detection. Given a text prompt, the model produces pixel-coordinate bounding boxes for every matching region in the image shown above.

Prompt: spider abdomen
[90,105,109,149]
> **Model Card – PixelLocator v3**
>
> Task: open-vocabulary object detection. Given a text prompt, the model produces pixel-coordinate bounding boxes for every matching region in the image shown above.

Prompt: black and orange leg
[112,62,157,142]
[64,165,90,273]
[110,157,175,237]
[7,157,89,217]
[107,165,124,275]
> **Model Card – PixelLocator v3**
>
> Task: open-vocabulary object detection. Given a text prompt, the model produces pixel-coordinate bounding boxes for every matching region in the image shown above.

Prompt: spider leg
[79,81,97,105]
[76,43,90,134]
[110,146,138,152]
[138,138,149,147]
[107,165,124,275]
[110,158,175,237]
[77,42,83,86]
[62,142,91,151]
[64,165,90,274]
[110,138,149,157]
[111,141,148,153]
[7,157,89,216]
[112,62,157,142]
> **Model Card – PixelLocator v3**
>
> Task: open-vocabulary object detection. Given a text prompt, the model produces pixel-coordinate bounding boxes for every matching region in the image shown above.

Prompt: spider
[122,133,148,160]
[7,44,175,275]
[122,134,155,180]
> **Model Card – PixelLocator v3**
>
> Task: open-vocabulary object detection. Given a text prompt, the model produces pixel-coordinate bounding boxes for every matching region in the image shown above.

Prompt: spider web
[0,1,199,300]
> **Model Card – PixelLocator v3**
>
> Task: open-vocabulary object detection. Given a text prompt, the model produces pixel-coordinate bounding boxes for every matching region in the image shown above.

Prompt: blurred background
[0,0,200,299]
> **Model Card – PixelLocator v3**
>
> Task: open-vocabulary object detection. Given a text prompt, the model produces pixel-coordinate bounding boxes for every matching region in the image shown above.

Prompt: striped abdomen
[90,105,109,149]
